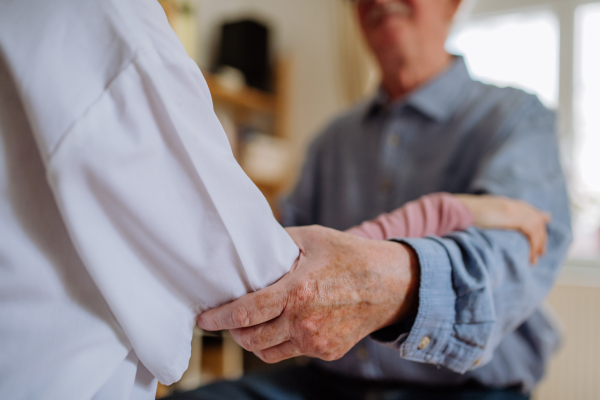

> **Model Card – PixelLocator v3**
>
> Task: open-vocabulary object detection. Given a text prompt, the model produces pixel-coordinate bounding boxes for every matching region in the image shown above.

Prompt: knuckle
[323,350,343,362]
[238,333,258,351]
[534,218,545,228]
[299,318,319,336]
[261,352,278,364]
[255,351,270,364]
[232,306,250,327]
[309,337,329,355]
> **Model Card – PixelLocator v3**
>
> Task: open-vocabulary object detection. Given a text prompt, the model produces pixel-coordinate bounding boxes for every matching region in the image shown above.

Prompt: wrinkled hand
[455,194,551,265]
[198,225,419,364]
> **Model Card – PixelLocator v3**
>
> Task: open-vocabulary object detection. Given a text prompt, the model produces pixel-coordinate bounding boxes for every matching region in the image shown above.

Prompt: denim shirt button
[417,336,431,350]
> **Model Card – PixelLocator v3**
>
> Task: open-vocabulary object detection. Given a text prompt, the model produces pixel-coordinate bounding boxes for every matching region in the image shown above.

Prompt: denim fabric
[281,57,572,392]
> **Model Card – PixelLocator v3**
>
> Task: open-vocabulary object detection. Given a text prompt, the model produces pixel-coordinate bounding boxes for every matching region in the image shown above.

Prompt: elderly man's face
[356,0,460,58]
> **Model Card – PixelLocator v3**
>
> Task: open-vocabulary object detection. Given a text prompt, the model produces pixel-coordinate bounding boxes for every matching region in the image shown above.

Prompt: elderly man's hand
[198,225,420,363]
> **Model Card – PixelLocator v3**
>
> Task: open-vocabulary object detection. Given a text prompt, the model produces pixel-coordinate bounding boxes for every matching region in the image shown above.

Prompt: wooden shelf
[202,58,292,208]
[203,73,276,115]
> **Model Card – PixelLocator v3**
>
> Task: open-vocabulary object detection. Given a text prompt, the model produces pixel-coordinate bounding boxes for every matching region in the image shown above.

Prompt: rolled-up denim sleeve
[387,96,572,374]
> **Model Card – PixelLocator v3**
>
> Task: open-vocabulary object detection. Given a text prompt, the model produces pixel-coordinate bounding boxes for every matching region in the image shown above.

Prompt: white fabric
[0,0,299,399]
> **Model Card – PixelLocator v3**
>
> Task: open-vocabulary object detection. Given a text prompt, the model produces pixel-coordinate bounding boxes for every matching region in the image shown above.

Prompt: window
[446,10,560,108]
[448,1,600,261]
[571,2,600,257]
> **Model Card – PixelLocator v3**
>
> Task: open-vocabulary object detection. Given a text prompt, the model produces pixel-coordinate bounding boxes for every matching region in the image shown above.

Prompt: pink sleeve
[345,193,474,240]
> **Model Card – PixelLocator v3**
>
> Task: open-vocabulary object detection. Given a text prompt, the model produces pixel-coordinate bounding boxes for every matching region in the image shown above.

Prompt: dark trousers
[165,364,530,400]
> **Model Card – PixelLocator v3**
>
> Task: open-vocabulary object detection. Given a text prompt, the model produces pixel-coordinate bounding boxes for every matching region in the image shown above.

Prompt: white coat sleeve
[44,49,299,384]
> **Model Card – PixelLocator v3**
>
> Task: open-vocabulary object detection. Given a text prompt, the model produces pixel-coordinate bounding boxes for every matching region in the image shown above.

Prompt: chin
[367,16,409,46]
[369,28,406,52]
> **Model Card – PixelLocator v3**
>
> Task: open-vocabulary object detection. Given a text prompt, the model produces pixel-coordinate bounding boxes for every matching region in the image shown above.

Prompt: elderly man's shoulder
[453,80,557,144]
[467,80,554,121]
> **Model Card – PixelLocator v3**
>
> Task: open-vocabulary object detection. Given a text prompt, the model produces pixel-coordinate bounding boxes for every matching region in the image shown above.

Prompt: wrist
[397,242,421,319]
[371,240,421,332]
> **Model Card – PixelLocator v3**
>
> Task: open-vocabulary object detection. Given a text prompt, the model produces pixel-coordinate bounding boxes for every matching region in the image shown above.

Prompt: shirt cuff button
[417,336,431,350]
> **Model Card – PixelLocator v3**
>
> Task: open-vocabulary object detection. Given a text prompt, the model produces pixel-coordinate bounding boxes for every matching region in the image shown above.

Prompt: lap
[164,364,530,400]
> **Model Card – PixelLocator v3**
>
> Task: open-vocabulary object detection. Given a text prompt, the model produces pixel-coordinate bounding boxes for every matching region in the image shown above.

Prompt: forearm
[391,218,571,373]
[346,193,474,240]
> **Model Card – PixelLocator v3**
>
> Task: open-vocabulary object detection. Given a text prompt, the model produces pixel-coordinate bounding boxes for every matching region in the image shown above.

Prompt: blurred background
[155,0,600,398]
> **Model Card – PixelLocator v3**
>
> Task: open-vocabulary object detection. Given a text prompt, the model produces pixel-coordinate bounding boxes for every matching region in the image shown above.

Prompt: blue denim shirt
[281,57,572,392]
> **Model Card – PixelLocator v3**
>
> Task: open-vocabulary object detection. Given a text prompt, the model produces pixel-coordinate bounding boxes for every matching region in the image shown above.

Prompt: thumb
[198,283,288,331]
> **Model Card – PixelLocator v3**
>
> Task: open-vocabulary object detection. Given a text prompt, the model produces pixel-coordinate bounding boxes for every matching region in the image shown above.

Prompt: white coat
[0,0,299,398]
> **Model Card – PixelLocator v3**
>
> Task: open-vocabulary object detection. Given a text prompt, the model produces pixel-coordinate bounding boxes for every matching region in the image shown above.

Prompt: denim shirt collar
[365,56,473,123]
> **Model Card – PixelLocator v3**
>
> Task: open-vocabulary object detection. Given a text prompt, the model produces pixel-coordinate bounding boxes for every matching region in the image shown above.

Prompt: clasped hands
[199,226,419,363]
[198,195,550,364]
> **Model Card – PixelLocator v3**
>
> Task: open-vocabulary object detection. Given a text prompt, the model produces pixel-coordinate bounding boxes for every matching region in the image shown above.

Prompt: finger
[198,285,287,331]
[534,215,550,260]
[533,221,549,266]
[543,212,552,223]
[541,225,549,256]
[530,223,541,265]
[523,218,547,266]
[540,212,551,258]
[254,340,303,364]
[519,223,540,265]
[538,220,548,255]
[229,317,290,352]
